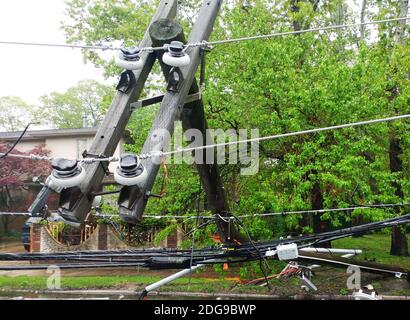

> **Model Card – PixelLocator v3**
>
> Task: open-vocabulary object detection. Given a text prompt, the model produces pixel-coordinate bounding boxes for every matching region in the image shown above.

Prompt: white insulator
[162,52,190,67]
[115,54,143,70]
[92,195,102,208]
[49,166,87,189]
[44,176,63,193]
[114,165,148,186]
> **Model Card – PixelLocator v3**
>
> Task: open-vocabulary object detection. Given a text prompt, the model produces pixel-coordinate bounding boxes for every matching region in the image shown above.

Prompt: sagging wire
[91,202,410,221]
[1,214,409,268]
[184,218,217,237]
[2,113,410,165]
[0,40,119,51]
[1,16,408,53]
[7,201,410,219]
[203,16,410,46]
[229,214,273,290]
[0,212,31,216]
[188,211,201,288]
[0,123,35,160]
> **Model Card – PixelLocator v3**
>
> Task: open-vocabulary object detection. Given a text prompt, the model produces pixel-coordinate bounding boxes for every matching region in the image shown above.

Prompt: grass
[0,275,221,290]
[333,233,410,269]
[0,274,270,294]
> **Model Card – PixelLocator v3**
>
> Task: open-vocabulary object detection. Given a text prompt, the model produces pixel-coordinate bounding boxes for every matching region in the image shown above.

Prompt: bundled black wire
[0,214,409,271]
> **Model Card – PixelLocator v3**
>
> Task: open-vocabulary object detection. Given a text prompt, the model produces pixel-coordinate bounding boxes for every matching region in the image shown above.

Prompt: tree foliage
[0,96,34,131]
[35,79,114,129]
[0,143,51,188]
[61,0,410,254]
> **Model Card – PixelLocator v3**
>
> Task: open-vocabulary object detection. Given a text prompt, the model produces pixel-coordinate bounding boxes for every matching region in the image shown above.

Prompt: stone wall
[31,224,131,252]
[30,223,183,252]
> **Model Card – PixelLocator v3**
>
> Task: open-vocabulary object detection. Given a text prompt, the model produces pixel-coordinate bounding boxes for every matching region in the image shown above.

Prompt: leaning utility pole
[117,0,222,222]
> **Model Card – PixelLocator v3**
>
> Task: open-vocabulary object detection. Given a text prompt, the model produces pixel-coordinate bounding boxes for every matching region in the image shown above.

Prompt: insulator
[114,153,147,186]
[92,195,102,208]
[49,158,86,189]
[115,46,143,70]
[163,41,190,67]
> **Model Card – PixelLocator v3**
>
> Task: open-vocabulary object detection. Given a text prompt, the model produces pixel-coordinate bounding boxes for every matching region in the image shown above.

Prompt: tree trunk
[308,169,331,246]
[389,0,409,257]
[389,135,409,256]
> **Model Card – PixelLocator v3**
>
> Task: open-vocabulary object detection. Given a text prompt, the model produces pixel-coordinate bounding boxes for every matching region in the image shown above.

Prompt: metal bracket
[130,92,201,111]
[116,70,136,94]
[145,191,163,199]
[299,273,317,292]
[167,67,184,92]
[82,150,110,175]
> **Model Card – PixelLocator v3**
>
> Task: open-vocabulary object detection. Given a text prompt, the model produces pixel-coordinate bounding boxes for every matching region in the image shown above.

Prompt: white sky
[0,0,110,105]
[0,0,365,106]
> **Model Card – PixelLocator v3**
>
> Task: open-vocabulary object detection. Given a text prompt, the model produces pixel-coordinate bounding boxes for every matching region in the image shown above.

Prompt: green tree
[61,0,410,256]
[0,96,33,131]
[35,79,114,129]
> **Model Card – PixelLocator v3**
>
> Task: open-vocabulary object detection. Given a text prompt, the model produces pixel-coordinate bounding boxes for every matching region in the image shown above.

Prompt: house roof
[0,127,99,141]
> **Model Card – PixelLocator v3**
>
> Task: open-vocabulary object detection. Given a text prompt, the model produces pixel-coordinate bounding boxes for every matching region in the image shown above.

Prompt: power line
[0,214,409,273]
[200,16,410,47]
[157,113,410,159]
[0,16,408,52]
[0,40,119,51]
[0,123,34,160]
[0,153,53,161]
[90,202,410,220]
[1,113,409,163]
[236,202,410,218]
[0,212,31,216]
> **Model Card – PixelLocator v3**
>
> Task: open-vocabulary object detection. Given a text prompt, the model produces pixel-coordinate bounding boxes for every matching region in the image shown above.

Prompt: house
[0,127,132,172]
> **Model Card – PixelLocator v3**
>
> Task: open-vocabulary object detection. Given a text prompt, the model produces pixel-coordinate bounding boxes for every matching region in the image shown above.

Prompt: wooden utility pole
[29,0,178,225]
[148,18,243,242]
[117,0,223,225]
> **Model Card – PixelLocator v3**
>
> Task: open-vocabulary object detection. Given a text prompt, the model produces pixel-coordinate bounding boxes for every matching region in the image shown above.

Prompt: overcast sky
[0,0,109,105]
[0,0,363,106]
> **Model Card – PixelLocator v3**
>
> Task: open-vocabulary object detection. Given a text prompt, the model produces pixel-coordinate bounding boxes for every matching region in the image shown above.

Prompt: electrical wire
[188,211,201,287]
[4,201,409,218]
[236,202,410,218]
[0,16,408,52]
[200,16,410,47]
[0,212,32,216]
[1,113,410,164]
[231,215,272,290]
[1,214,408,272]
[0,40,119,51]
[0,123,34,160]
[156,113,410,159]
